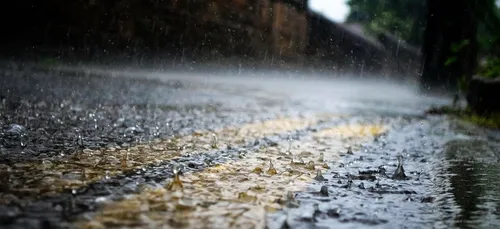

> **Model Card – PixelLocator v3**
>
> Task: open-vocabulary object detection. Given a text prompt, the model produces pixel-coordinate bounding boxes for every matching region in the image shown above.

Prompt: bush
[478,57,500,79]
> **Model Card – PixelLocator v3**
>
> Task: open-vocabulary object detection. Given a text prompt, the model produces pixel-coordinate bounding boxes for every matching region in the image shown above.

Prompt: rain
[1,0,500,229]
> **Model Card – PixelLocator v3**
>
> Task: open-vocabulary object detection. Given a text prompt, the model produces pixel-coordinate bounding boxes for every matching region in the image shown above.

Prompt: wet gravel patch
[0,68,298,165]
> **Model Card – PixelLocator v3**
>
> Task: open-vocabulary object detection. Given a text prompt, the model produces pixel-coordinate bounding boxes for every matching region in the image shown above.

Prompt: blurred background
[1,0,500,95]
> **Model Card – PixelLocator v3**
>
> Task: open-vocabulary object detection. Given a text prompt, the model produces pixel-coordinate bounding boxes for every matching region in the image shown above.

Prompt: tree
[346,0,426,46]
[420,0,500,92]
[420,0,478,92]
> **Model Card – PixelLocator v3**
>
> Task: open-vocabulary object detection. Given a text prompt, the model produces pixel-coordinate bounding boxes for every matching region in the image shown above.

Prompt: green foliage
[445,40,469,67]
[478,57,500,79]
[346,0,425,45]
[426,105,500,129]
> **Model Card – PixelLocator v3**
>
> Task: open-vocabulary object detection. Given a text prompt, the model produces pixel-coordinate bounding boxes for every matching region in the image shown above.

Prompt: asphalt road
[0,64,499,229]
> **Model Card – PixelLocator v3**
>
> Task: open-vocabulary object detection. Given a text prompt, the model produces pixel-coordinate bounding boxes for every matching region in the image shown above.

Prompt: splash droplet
[287,137,292,153]
[320,186,329,196]
[314,170,326,181]
[252,167,263,174]
[306,160,315,170]
[392,154,407,180]
[211,133,218,149]
[345,174,353,189]
[318,152,324,162]
[6,124,25,135]
[120,152,128,168]
[347,146,353,154]
[166,166,184,191]
[266,160,277,175]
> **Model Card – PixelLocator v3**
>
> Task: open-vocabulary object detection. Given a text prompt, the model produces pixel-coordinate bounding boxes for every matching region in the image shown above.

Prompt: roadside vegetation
[347,0,500,128]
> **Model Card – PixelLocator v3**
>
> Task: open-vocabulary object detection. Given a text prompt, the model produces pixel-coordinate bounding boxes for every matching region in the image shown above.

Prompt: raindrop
[252,167,263,174]
[266,160,277,175]
[392,154,407,180]
[345,174,353,189]
[77,134,84,147]
[121,152,128,168]
[320,186,329,196]
[318,152,324,162]
[287,136,292,153]
[306,161,315,170]
[314,170,326,181]
[20,134,28,148]
[166,165,184,191]
[211,133,218,149]
[347,146,353,154]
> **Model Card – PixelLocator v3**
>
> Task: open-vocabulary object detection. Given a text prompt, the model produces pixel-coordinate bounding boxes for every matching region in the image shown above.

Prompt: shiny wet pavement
[0,64,499,229]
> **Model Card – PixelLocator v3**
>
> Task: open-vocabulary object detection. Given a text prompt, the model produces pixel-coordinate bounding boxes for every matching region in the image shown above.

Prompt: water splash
[121,152,128,168]
[314,170,326,181]
[319,186,329,196]
[318,152,324,162]
[391,153,407,180]
[266,160,277,175]
[6,124,25,135]
[347,146,353,154]
[252,167,263,175]
[306,161,315,170]
[211,133,218,149]
[166,166,184,191]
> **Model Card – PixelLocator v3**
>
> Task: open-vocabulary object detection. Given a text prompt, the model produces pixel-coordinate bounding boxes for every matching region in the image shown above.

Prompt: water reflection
[442,139,500,229]
[448,160,484,228]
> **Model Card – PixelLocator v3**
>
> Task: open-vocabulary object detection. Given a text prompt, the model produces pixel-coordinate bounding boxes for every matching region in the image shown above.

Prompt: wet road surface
[0,64,499,229]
